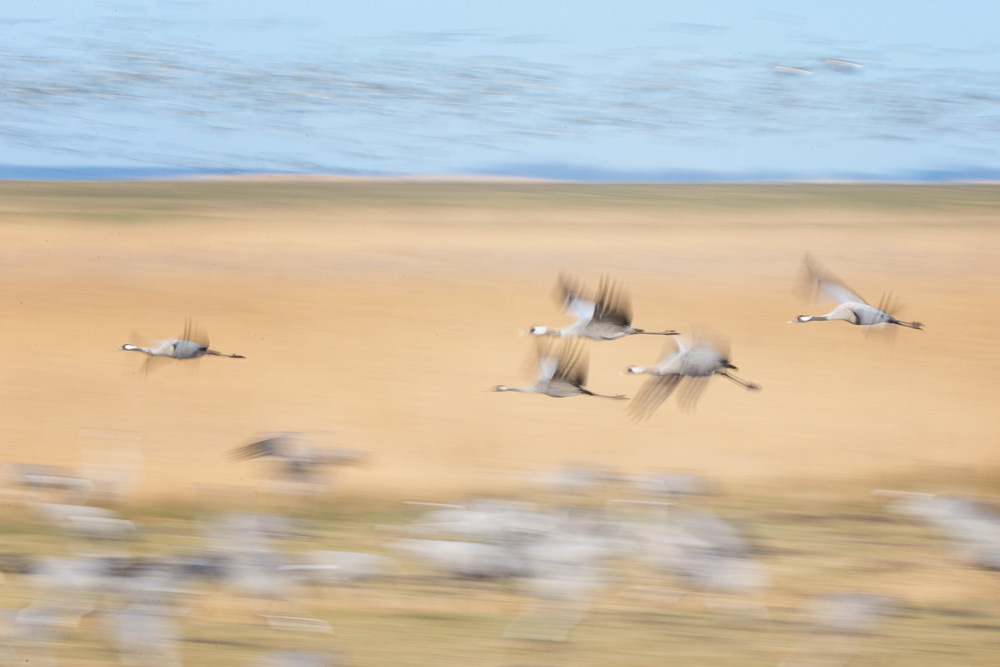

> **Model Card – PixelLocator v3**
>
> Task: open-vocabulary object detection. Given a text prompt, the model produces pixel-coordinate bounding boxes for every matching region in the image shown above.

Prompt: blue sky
[3,1,1000,178]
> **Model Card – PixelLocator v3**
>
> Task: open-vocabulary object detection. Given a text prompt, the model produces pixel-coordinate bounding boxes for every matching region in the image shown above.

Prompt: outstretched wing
[641,336,685,373]
[689,327,728,358]
[181,319,211,347]
[557,274,597,324]
[591,275,633,327]
[552,339,589,388]
[627,374,683,421]
[534,338,560,382]
[676,376,710,413]
[228,435,288,461]
[802,255,868,305]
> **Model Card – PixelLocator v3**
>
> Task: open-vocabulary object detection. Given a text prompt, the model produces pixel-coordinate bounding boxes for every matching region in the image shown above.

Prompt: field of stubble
[0,180,998,665]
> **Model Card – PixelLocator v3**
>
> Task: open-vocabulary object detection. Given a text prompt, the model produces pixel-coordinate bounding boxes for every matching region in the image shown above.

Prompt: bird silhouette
[625,335,759,420]
[528,274,679,340]
[118,321,244,375]
[495,339,627,399]
[791,256,923,329]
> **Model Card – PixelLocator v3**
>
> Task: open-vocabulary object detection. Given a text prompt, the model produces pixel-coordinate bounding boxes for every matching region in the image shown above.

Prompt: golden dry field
[0,180,997,499]
[0,180,998,665]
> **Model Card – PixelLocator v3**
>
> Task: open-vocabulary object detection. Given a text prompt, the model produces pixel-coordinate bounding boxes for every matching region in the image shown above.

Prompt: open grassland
[0,180,997,499]
[0,180,998,664]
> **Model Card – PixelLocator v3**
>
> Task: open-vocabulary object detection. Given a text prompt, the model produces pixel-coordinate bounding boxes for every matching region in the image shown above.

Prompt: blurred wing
[876,292,902,317]
[229,435,286,461]
[537,356,558,382]
[181,319,211,347]
[592,275,632,327]
[689,327,729,359]
[553,339,589,388]
[141,354,172,377]
[866,292,902,339]
[816,278,867,306]
[676,377,710,413]
[558,274,596,324]
[534,339,559,382]
[803,255,868,305]
[628,374,682,421]
[648,337,684,372]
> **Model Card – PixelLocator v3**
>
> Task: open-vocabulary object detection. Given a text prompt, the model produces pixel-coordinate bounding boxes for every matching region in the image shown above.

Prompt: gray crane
[790,255,923,329]
[494,339,627,399]
[639,507,770,621]
[228,433,368,489]
[878,489,1000,569]
[118,321,244,374]
[391,538,530,580]
[625,336,759,420]
[6,463,94,503]
[528,274,679,340]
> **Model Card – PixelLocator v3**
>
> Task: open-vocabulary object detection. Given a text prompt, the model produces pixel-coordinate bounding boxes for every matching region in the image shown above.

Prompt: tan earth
[0,180,997,503]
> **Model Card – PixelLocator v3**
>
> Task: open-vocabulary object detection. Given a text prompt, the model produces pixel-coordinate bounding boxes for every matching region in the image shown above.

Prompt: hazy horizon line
[2,163,999,184]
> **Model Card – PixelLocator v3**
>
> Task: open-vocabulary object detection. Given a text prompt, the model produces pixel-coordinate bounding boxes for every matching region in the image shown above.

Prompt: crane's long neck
[120,344,152,355]
[799,304,862,324]
[494,385,529,393]
[630,329,680,336]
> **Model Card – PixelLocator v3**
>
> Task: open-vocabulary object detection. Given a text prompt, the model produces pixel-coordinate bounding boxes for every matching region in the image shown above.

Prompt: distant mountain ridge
[1,164,999,183]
